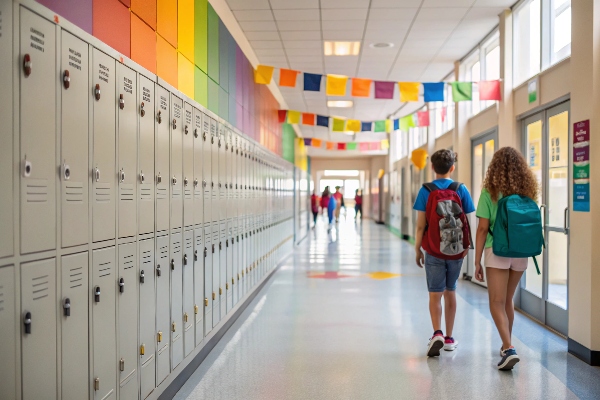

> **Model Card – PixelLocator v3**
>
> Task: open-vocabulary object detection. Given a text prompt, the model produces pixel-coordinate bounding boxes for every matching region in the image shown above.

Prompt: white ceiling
[225,0,515,155]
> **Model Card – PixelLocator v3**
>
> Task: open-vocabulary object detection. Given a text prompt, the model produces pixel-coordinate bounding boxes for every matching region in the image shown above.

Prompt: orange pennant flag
[302,113,316,126]
[279,69,299,87]
[326,141,335,150]
[351,78,372,97]
[312,138,322,147]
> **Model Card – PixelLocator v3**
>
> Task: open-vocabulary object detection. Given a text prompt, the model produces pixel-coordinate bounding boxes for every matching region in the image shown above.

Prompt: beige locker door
[61,252,89,400]
[170,232,183,368]
[117,64,137,239]
[155,235,170,385]
[212,225,220,328]
[118,242,138,399]
[183,104,194,228]
[203,226,213,336]
[182,230,194,357]
[92,247,116,400]
[218,125,226,221]
[139,238,156,399]
[138,76,155,235]
[21,258,57,400]
[155,87,170,233]
[171,95,183,230]
[92,49,116,243]
[193,228,204,347]
[193,109,203,227]
[19,8,56,255]
[202,114,211,232]
[0,1,13,259]
[0,266,16,399]
[210,118,218,225]
[60,31,89,248]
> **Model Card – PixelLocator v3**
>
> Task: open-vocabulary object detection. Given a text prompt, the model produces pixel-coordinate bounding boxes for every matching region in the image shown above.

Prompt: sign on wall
[573,120,590,212]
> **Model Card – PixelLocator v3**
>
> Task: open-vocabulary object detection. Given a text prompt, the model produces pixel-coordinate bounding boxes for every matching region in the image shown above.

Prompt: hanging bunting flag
[326,141,335,150]
[254,65,274,84]
[441,106,447,122]
[375,81,395,99]
[370,142,381,150]
[423,82,445,102]
[326,75,348,96]
[400,115,415,131]
[381,139,390,149]
[359,142,370,151]
[316,115,329,127]
[303,138,312,146]
[374,120,387,132]
[332,118,346,132]
[347,142,358,150]
[337,142,347,150]
[279,69,299,87]
[347,119,361,132]
[451,82,473,101]
[312,138,322,147]
[304,73,323,91]
[302,113,316,126]
[417,111,430,127]
[278,110,287,123]
[479,80,502,101]
[385,119,393,133]
[399,82,420,102]
[393,119,400,131]
[351,78,372,97]
[361,121,373,132]
[287,110,300,124]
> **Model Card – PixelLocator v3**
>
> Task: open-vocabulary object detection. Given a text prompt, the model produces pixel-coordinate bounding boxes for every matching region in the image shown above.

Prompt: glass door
[520,101,570,336]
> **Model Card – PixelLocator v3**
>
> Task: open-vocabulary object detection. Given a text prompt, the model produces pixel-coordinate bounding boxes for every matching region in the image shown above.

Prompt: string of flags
[302,138,390,151]
[256,65,502,102]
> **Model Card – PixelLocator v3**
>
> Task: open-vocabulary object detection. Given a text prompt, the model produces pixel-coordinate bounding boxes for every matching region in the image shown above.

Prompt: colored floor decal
[307,271,354,279]
[366,272,401,280]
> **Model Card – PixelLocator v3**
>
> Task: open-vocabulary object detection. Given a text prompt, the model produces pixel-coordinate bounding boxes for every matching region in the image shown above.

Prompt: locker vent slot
[31,274,49,301]
[95,183,111,203]
[141,353,155,368]
[156,187,167,200]
[185,236,193,250]
[120,184,134,201]
[194,189,202,198]
[184,188,192,199]
[159,245,168,259]
[142,249,152,265]
[172,242,181,254]
[157,343,169,355]
[195,236,202,247]
[172,188,181,198]
[140,187,152,201]
[64,182,84,202]
[0,285,4,312]
[121,254,134,270]
[26,180,48,203]
[98,261,112,277]
[69,266,84,289]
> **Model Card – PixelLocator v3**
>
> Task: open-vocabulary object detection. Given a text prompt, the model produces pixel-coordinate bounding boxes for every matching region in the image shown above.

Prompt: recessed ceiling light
[370,42,394,49]
[324,41,361,56]
[327,100,353,108]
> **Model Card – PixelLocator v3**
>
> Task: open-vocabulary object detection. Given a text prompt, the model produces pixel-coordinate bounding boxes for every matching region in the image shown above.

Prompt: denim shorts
[424,253,464,292]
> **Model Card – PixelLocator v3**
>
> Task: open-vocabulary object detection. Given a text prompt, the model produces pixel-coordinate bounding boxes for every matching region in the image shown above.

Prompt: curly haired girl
[474,147,540,371]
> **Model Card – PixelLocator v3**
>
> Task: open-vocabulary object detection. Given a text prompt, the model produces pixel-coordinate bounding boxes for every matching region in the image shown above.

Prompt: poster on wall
[573,120,590,212]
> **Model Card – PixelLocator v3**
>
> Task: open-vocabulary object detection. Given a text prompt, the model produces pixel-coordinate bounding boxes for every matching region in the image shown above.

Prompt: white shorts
[484,248,528,271]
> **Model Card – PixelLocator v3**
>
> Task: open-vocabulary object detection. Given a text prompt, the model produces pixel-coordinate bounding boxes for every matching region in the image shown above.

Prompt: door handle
[540,204,547,227]
[564,207,570,235]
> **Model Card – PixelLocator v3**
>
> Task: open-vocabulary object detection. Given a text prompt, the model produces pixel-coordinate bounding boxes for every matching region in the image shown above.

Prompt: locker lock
[140,270,145,284]
[211,182,214,188]
[119,94,125,110]
[140,171,145,184]
[185,125,189,135]
[24,312,32,334]
[23,54,32,77]
[226,239,229,247]
[94,167,101,182]
[94,84,101,101]
[183,254,188,265]
[119,169,125,183]
[226,283,229,290]
[194,178,199,187]
[203,131,207,140]
[94,286,101,303]
[202,180,206,188]
[219,242,222,251]
[211,136,214,144]
[157,331,163,343]
[184,313,188,323]
[173,119,177,129]
[23,158,32,178]
[219,287,222,295]
[140,102,145,117]
[204,298,208,306]
[194,250,198,261]
[94,378,100,391]
[157,110,162,124]
[184,177,189,186]
[212,292,216,300]
[156,264,161,277]
[119,278,125,293]
[120,358,125,371]
[194,128,199,138]
[225,143,229,150]
[157,173,162,184]
[225,183,228,189]
[172,322,176,332]
[218,182,222,189]
[204,247,207,257]
[63,298,71,317]
[172,176,177,185]
[63,70,70,89]
[140,344,145,356]
[62,162,71,181]
[218,139,222,148]
[194,305,199,314]
[171,259,175,270]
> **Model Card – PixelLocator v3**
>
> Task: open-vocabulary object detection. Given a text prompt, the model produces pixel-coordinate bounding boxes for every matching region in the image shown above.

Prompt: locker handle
[172,176,177,185]
[184,313,188,323]
[218,139,222,148]
[172,119,177,129]
[157,331,163,343]
[172,322,176,332]
[94,167,100,182]
[140,270,145,284]
[120,358,125,371]
[23,158,32,178]
[140,171,145,184]
[23,54,32,77]
[156,264,161,277]
[219,242,222,251]
[94,84,101,101]
[62,162,71,181]
[119,169,125,183]
[203,180,207,188]
[194,128,199,138]
[24,312,32,334]
[63,298,71,317]
[183,254,188,265]
[171,259,175,270]
[94,378,100,391]
[140,344,145,356]
[184,177,189,186]
[226,283,229,290]
[194,305,199,314]
[194,178,199,187]
[219,287,222,295]
[94,286,101,303]
[119,278,125,293]
[204,247,207,257]
[212,292,215,300]
[140,102,145,117]
[119,94,124,110]
[63,70,70,89]
[194,250,198,261]
[156,173,162,184]
[226,239,229,247]
[185,125,189,135]
[157,110,162,124]
[204,298,208,306]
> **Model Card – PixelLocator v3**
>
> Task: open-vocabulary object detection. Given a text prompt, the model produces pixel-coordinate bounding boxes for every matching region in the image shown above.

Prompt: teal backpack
[489,194,545,274]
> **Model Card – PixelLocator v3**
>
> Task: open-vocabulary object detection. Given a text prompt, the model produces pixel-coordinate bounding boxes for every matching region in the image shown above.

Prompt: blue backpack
[489,194,545,274]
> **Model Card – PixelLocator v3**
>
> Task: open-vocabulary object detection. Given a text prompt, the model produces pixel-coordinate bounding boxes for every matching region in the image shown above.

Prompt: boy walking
[413,150,475,357]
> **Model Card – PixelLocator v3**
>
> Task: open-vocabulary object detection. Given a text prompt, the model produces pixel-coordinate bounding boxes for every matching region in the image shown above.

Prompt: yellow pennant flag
[399,82,420,102]
[332,118,346,132]
[381,139,390,149]
[254,65,274,84]
[346,119,361,132]
[287,110,300,124]
[326,75,348,96]
[385,119,392,133]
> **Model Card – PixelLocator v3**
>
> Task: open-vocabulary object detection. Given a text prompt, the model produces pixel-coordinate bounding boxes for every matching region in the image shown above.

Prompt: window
[470,60,481,115]
[464,31,500,117]
[323,170,359,177]
[551,0,571,63]
[409,126,427,151]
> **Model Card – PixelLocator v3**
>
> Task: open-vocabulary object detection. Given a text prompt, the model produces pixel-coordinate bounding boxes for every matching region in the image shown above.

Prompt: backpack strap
[448,181,462,192]
[422,183,439,192]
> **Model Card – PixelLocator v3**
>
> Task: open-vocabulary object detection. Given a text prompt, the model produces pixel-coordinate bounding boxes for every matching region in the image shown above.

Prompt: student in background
[333,186,343,222]
[320,186,331,223]
[354,189,363,219]
[310,191,320,229]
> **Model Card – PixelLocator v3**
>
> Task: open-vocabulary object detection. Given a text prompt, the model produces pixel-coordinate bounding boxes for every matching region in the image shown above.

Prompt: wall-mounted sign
[573,119,590,212]
[528,77,538,104]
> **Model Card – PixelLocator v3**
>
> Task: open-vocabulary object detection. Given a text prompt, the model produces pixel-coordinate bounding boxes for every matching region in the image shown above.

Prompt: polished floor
[175,215,600,400]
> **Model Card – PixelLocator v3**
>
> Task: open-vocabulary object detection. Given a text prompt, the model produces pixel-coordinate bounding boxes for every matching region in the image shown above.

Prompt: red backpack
[421,182,472,260]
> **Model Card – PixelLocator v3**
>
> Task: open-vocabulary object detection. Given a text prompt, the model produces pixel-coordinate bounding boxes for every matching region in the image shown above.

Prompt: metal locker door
[155,87,170,233]
[231,134,238,306]
[193,227,204,346]
[61,252,89,400]
[19,8,56,254]
[183,230,194,357]
[60,31,89,248]
[193,108,203,228]
[170,232,183,368]
[118,243,138,399]
[226,222,233,313]
[202,114,211,228]
[218,125,226,222]
[183,104,194,228]
[171,95,184,230]
[210,118,218,226]
[21,258,56,400]
[117,64,137,239]
[92,49,116,243]
[219,220,226,317]
[203,226,213,336]
[155,235,170,384]
[138,238,156,399]
[0,1,13,258]
[212,225,220,327]
[138,76,155,235]
[0,266,16,399]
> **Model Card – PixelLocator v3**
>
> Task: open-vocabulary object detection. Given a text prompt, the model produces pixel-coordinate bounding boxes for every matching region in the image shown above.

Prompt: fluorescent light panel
[327,100,353,108]
[324,41,361,56]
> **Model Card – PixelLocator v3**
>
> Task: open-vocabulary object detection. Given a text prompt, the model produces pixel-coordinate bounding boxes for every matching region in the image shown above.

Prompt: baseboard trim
[157,255,290,400]
[568,338,600,366]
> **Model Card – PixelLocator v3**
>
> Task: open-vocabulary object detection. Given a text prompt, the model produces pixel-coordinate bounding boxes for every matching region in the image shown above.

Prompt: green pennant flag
[451,82,473,102]
[332,118,346,132]
[374,120,387,132]
[347,142,357,150]
[400,115,415,131]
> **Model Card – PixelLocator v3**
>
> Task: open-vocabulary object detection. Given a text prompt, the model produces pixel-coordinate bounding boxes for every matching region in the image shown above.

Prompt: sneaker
[444,336,458,351]
[498,347,520,370]
[427,330,445,357]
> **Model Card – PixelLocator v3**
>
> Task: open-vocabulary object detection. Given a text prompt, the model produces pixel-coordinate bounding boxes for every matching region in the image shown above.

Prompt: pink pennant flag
[370,142,381,150]
[359,142,370,151]
[479,80,502,101]
[441,107,447,122]
[417,111,430,127]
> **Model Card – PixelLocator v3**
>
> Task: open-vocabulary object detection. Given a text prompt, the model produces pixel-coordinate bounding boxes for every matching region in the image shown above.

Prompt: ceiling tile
[249,40,283,49]
[288,55,323,63]
[322,20,366,31]
[254,48,286,56]
[233,10,274,21]
[282,40,323,49]
[258,55,288,63]
[322,9,368,20]
[422,0,474,7]
[280,30,322,40]
[244,31,282,40]
[277,20,321,31]
[417,8,469,20]
[239,20,278,31]
[285,48,321,56]
[321,0,370,8]
[322,30,363,41]
[472,0,514,7]
[226,0,270,10]
[368,8,418,21]
[371,0,422,7]
[270,0,319,9]
[273,9,320,20]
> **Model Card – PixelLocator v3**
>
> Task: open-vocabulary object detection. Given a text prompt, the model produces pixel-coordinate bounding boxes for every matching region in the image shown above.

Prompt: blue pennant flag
[423,82,445,102]
[316,115,329,127]
[304,73,323,92]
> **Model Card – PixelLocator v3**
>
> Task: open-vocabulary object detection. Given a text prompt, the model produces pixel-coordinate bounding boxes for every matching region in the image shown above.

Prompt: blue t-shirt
[413,178,475,214]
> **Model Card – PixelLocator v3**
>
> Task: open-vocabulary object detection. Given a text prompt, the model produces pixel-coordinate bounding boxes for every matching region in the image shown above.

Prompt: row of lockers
[0,3,296,400]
